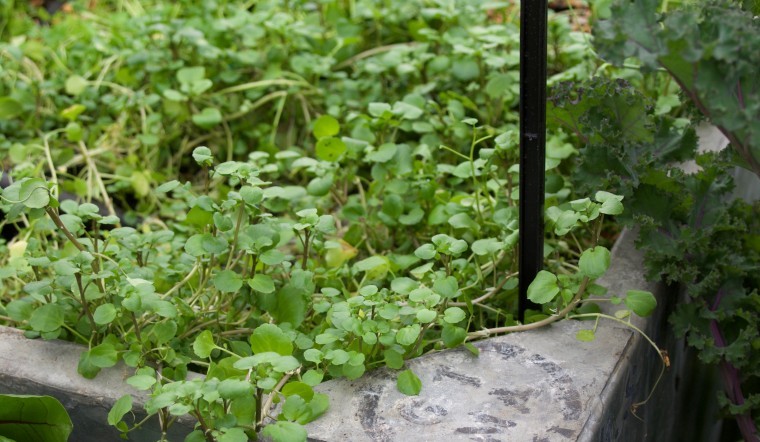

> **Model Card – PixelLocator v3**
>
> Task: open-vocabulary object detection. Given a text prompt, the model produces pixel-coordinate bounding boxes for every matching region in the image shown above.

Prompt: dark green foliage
[594,0,760,177]
[552,75,760,433]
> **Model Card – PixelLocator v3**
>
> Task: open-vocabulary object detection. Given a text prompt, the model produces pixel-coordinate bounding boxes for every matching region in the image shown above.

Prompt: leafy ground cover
[0,1,659,441]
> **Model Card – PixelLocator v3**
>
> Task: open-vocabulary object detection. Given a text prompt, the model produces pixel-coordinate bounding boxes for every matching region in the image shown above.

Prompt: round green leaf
[192,146,213,166]
[0,394,73,441]
[250,324,293,356]
[579,246,611,279]
[313,115,340,139]
[315,137,346,162]
[397,369,422,396]
[193,330,216,358]
[441,325,466,348]
[192,107,222,128]
[29,303,64,332]
[443,307,466,324]
[415,309,437,323]
[396,324,421,346]
[93,304,117,325]
[526,270,559,304]
[213,270,243,293]
[19,178,50,209]
[625,290,657,317]
[248,274,275,293]
[89,343,118,368]
[65,75,88,96]
[576,329,596,342]
[414,244,436,260]
[126,375,156,390]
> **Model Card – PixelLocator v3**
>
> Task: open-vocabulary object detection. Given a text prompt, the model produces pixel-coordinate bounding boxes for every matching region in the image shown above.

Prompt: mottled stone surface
[305,319,632,442]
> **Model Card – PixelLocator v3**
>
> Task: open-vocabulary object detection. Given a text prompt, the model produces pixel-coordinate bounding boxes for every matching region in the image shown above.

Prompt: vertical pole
[518,0,548,321]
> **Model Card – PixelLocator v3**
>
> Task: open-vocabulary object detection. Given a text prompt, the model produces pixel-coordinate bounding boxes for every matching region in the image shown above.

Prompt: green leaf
[65,75,88,96]
[448,213,478,231]
[384,349,404,369]
[93,303,117,325]
[218,428,248,442]
[261,421,307,442]
[443,307,466,324]
[366,143,397,163]
[107,395,133,425]
[397,369,422,396]
[302,370,323,386]
[315,137,346,162]
[416,309,437,323]
[29,303,64,332]
[60,104,86,121]
[192,146,214,166]
[433,276,458,299]
[471,238,504,256]
[576,329,596,342]
[396,324,421,346]
[18,179,50,209]
[193,330,216,358]
[390,277,418,295]
[313,115,340,139]
[250,324,293,356]
[625,290,657,317]
[155,180,180,193]
[89,343,119,368]
[218,379,255,399]
[192,107,222,128]
[0,394,73,441]
[414,244,436,260]
[353,256,389,279]
[177,66,206,84]
[595,191,624,215]
[441,325,466,348]
[0,97,23,119]
[52,259,78,276]
[213,270,243,293]
[579,246,611,279]
[282,381,315,401]
[526,270,559,304]
[248,274,275,293]
[126,374,156,390]
[368,102,392,117]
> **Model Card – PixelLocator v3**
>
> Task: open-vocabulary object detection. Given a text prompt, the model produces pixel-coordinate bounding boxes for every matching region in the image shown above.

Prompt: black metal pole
[518,0,548,322]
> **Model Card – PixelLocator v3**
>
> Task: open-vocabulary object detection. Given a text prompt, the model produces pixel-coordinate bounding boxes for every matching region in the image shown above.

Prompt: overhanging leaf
[397,369,422,396]
[0,394,73,442]
[526,270,559,304]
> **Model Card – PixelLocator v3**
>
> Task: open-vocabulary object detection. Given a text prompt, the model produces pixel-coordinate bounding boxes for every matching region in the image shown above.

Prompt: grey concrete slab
[303,320,633,442]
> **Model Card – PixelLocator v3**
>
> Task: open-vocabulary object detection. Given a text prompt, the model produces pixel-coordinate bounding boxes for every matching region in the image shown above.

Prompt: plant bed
[0,229,688,441]
[6,1,752,440]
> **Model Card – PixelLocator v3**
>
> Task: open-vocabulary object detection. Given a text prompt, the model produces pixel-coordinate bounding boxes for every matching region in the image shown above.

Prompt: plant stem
[75,273,97,333]
[258,371,295,427]
[193,405,216,442]
[468,277,589,338]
